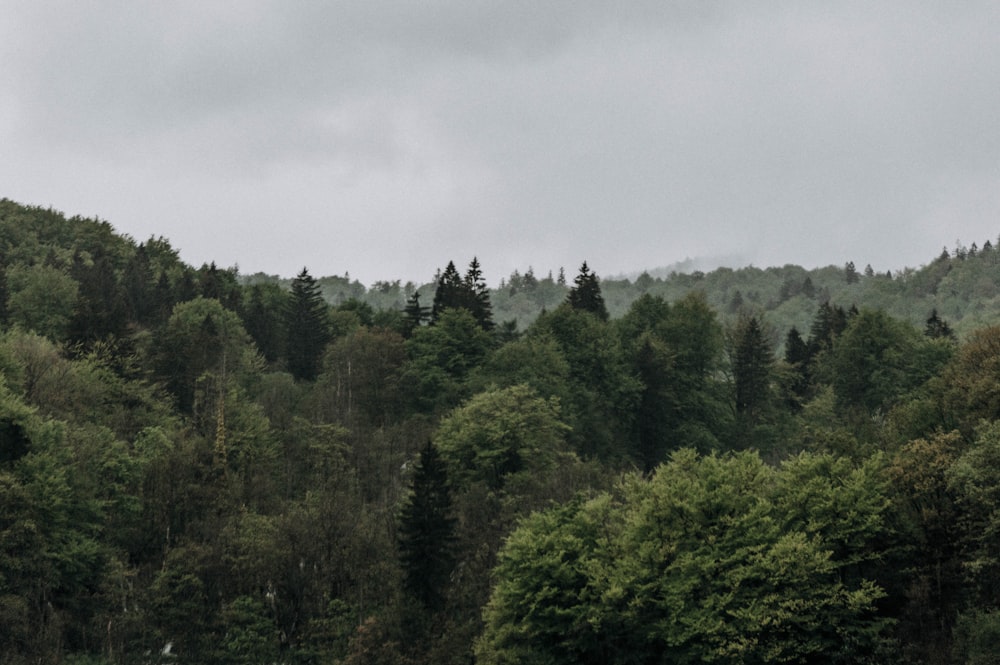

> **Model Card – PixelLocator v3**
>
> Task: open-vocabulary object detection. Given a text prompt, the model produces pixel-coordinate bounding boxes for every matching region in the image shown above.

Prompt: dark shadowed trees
[398,441,455,611]
[566,261,608,321]
[285,268,331,381]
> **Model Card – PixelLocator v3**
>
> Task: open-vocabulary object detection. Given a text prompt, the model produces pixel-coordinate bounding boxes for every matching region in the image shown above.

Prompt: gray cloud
[2,1,998,285]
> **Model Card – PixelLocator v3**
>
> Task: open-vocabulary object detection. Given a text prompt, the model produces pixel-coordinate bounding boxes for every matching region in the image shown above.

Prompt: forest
[2,197,1000,664]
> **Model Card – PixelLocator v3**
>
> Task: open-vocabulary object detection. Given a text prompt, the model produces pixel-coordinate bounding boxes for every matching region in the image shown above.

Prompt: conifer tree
[285,267,331,381]
[430,261,464,323]
[784,326,811,404]
[402,291,429,338]
[430,258,494,331]
[924,308,956,340]
[464,256,494,331]
[398,441,455,610]
[566,261,608,320]
[732,314,774,422]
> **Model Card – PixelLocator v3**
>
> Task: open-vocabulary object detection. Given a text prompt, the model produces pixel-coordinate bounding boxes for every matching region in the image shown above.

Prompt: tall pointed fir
[431,261,464,323]
[566,261,608,320]
[402,290,430,338]
[430,258,494,331]
[285,267,331,381]
[464,256,494,331]
[398,441,456,610]
[732,314,774,422]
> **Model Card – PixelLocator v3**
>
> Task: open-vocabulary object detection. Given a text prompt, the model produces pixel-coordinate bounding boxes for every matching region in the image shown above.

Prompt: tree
[925,308,956,340]
[729,314,775,444]
[435,384,570,491]
[285,268,331,381]
[431,258,494,331]
[845,261,860,284]
[532,305,640,460]
[402,290,429,338]
[68,247,128,345]
[826,309,942,414]
[155,297,257,413]
[477,449,893,665]
[566,261,608,321]
[6,263,78,341]
[398,441,456,610]
[404,307,493,413]
[784,326,811,405]
[316,327,407,428]
[430,261,465,323]
[464,256,495,331]
[240,283,287,363]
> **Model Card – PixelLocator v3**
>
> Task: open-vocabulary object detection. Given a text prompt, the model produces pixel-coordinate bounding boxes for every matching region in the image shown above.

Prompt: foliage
[285,267,331,381]
[2,198,1000,663]
[398,441,455,610]
[435,384,571,491]
[477,449,893,665]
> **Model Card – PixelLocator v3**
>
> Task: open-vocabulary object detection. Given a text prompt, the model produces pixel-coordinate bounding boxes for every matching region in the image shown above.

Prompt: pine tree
[285,267,331,381]
[402,291,429,338]
[430,258,494,331]
[784,326,811,405]
[925,308,956,340]
[464,256,494,331]
[398,441,456,610]
[430,261,464,323]
[732,314,773,420]
[566,261,608,320]
[844,261,860,284]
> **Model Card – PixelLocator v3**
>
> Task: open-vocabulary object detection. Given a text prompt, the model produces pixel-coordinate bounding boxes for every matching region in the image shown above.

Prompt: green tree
[6,263,79,341]
[68,247,127,345]
[464,256,494,331]
[403,307,492,413]
[398,441,456,610]
[435,384,571,491]
[402,290,430,338]
[431,261,465,323]
[285,267,331,381]
[731,314,772,415]
[566,261,608,321]
[477,449,893,665]
[531,304,640,460]
[155,297,257,413]
[315,327,407,428]
[826,309,943,415]
[431,258,495,331]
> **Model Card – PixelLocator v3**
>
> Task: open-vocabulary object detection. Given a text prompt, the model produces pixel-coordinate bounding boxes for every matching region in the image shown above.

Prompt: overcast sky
[2,2,998,286]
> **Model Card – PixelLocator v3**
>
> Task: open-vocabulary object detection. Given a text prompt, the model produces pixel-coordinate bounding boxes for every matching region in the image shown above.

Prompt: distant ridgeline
[0,198,995,339]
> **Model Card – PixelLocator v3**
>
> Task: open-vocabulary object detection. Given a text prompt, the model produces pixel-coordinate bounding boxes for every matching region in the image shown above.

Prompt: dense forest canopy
[3,197,1000,664]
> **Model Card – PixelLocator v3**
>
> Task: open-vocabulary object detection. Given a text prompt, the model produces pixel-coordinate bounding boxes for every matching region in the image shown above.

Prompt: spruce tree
[464,256,494,331]
[566,261,608,320]
[430,258,494,331]
[732,314,773,420]
[285,267,330,381]
[430,261,464,323]
[784,326,811,405]
[402,291,429,338]
[398,441,456,610]
[925,308,956,340]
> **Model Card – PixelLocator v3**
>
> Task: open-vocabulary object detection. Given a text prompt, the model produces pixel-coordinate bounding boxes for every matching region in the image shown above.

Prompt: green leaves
[436,384,570,491]
[478,449,893,665]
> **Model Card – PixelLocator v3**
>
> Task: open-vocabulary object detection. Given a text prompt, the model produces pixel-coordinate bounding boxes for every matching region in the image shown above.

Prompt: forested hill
[4,197,1000,664]
[246,241,995,339]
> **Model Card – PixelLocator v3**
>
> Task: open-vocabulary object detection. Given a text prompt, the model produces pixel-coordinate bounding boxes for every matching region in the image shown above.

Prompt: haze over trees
[3,197,1000,663]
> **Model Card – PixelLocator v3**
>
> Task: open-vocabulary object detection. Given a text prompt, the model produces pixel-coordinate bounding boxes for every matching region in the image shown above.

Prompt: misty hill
[2,198,995,340]
[4,196,1000,663]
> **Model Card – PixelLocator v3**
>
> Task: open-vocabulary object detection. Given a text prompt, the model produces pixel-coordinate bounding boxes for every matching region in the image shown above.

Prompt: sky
[2,2,999,286]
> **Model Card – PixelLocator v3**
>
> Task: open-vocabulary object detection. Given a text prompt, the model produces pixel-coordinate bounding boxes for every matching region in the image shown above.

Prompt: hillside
[1,197,1000,664]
